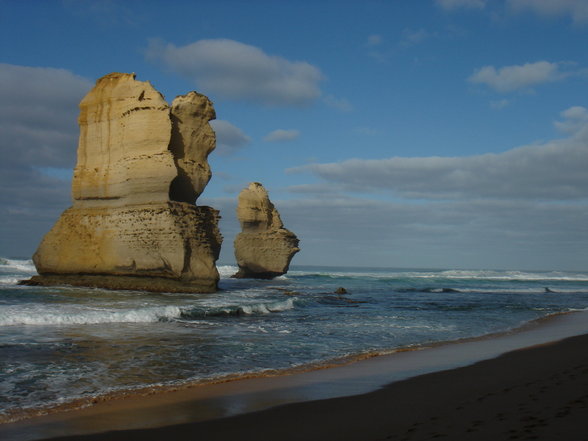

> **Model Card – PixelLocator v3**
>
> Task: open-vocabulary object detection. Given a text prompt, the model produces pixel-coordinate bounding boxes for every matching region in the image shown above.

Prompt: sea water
[1,257,588,422]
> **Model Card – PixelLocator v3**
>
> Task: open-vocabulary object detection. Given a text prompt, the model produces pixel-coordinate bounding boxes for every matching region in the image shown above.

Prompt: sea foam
[0,298,297,326]
[0,258,36,274]
[0,305,183,326]
[180,298,296,318]
[217,265,238,278]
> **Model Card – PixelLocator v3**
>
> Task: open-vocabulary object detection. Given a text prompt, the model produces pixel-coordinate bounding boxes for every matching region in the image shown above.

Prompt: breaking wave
[432,270,588,281]
[0,258,36,274]
[217,265,238,278]
[292,269,588,282]
[0,305,183,326]
[0,298,297,326]
[0,277,21,286]
[181,298,296,318]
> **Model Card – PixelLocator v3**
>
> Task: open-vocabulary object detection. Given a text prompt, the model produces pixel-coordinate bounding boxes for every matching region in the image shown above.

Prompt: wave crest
[181,298,296,318]
[0,258,36,274]
[0,305,183,326]
[292,268,588,282]
[217,265,238,278]
[0,298,297,326]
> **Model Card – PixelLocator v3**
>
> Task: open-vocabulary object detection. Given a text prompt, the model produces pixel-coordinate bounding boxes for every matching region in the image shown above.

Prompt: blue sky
[1,0,587,270]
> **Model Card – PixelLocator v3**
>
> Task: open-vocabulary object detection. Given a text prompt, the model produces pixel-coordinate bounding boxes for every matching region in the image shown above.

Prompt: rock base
[231,270,284,280]
[20,274,217,293]
[33,202,222,293]
[233,231,299,279]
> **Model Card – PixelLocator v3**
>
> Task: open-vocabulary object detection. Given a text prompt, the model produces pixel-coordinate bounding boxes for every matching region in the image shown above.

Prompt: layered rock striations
[27,73,222,293]
[233,183,299,279]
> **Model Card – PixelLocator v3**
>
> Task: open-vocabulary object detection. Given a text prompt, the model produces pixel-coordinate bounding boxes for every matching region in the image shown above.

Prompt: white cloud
[323,94,353,112]
[367,28,434,62]
[355,127,379,136]
[210,120,251,155]
[400,28,430,47]
[146,38,324,107]
[367,34,383,46]
[554,106,588,135]
[508,0,588,25]
[264,129,300,143]
[289,108,588,201]
[366,35,391,62]
[468,61,566,93]
[367,49,390,63]
[62,0,140,27]
[435,0,487,10]
[490,98,510,109]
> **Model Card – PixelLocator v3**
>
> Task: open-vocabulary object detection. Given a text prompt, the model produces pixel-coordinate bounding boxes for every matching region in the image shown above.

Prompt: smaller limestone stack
[233,183,299,279]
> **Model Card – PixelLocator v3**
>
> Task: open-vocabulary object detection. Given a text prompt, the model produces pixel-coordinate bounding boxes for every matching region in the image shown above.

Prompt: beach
[124,332,586,441]
[47,333,587,441]
[2,309,588,441]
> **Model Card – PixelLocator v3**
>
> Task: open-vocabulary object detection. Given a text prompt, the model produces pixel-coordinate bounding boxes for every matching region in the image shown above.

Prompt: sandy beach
[41,333,588,441]
[1,311,587,441]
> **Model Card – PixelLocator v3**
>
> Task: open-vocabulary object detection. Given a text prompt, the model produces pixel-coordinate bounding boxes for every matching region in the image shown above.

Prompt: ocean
[1,257,588,423]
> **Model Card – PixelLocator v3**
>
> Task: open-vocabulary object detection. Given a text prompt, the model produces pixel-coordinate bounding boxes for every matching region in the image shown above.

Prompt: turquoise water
[1,258,588,421]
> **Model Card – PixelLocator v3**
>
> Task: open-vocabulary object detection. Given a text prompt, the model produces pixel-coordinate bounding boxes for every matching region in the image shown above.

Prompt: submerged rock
[26,73,222,293]
[233,182,299,279]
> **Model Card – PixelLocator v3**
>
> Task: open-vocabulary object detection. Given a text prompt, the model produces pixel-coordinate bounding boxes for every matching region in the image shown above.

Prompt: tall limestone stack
[26,73,222,293]
[233,183,299,279]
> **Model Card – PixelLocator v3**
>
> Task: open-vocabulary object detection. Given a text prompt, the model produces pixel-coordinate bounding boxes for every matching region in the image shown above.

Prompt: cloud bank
[0,64,92,255]
[289,107,588,201]
[276,195,587,269]
[146,38,324,107]
[0,64,92,169]
[508,0,588,25]
[282,107,588,269]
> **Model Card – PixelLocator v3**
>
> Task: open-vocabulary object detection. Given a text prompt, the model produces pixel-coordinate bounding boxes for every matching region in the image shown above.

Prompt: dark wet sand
[36,331,588,441]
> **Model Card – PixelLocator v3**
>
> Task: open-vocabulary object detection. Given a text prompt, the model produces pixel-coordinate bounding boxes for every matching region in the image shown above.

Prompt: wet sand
[3,311,588,441]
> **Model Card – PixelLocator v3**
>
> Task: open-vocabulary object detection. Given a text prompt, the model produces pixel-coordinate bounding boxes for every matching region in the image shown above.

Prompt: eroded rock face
[28,73,222,293]
[233,183,299,279]
[72,73,175,207]
[169,92,216,203]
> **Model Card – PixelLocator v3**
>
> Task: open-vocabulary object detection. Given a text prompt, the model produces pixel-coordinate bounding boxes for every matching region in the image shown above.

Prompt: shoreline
[49,331,588,441]
[2,309,588,441]
[0,309,578,425]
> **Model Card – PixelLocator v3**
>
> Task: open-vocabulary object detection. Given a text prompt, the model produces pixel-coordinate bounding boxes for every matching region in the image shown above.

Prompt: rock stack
[233,182,299,279]
[26,73,222,293]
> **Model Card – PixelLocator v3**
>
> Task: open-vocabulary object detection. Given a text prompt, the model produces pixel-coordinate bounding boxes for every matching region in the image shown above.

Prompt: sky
[1,0,587,271]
